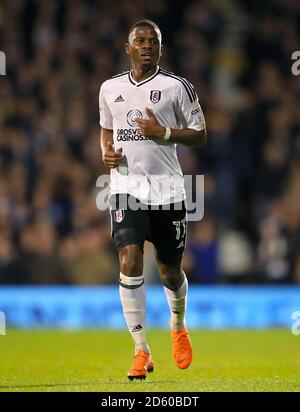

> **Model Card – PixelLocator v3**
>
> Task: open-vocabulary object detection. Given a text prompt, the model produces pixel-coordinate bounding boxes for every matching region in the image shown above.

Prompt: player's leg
[156,258,188,331]
[118,243,154,380]
[110,195,153,379]
[156,258,192,369]
[151,202,192,369]
[118,243,149,354]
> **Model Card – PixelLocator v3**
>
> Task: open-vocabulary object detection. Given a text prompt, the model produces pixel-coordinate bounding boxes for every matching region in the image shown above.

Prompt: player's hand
[136,107,166,140]
[102,142,124,169]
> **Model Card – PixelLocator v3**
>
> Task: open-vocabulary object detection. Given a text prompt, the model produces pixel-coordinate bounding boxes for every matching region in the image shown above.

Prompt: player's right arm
[100,128,123,169]
[99,82,123,169]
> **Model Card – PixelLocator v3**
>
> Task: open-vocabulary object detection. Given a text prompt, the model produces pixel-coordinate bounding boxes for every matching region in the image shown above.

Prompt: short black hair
[128,19,162,42]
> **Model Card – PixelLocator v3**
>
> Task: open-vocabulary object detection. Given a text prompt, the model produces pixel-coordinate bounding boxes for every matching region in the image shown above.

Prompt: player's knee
[157,262,182,290]
[119,245,143,276]
[161,272,181,290]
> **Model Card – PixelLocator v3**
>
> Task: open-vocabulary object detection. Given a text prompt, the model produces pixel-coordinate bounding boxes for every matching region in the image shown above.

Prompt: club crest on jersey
[114,209,125,223]
[150,90,161,103]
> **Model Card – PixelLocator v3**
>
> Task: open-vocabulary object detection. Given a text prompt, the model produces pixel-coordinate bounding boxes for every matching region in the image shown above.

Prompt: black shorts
[109,194,187,265]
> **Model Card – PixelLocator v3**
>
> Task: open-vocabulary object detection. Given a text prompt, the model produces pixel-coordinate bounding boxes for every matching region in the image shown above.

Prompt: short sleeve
[99,83,113,129]
[175,80,206,131]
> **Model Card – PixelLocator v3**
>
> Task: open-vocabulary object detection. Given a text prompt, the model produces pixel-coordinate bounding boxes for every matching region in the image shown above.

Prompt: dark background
[0,0,300,285]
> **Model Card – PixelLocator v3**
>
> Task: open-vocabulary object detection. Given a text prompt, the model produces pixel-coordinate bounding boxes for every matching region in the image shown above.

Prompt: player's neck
[130,64,158,83]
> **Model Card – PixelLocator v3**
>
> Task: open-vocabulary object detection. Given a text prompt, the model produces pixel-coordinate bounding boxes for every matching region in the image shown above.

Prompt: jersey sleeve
[99,83,113,130]
[175,80,206,131]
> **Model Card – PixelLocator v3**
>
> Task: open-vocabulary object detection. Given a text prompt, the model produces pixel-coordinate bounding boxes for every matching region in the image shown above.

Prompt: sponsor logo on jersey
[114,209,125,223]
[127,109,143,127]
[150,90,161,103]
[191,102,205,125]
[116,128,149,141]
[114,95,125,102]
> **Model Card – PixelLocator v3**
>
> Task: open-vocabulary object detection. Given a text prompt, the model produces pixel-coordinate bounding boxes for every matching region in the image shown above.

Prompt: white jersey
[99,65,206,205]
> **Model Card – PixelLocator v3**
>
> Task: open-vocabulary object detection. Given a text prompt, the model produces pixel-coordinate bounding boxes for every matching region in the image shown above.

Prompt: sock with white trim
[163,271,188,331]
[119,273,150,353]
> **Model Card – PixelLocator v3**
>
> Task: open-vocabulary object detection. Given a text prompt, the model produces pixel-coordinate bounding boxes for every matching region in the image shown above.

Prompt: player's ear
[160,44,163,58]
[125,43,130,56]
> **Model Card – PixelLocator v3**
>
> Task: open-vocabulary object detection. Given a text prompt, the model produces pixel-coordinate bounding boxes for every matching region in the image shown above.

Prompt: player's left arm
[168,127,207,148]
[137,107,207,148]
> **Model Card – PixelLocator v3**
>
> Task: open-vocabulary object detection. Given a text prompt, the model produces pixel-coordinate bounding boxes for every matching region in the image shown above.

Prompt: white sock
[163,271,188,331]
[119,273,150,354]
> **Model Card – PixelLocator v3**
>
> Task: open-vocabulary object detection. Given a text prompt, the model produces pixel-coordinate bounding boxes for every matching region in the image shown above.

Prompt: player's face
[126,26,162,67]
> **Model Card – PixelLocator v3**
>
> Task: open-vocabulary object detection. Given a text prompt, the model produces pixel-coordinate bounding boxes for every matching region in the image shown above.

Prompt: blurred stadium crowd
[0,0,300,284]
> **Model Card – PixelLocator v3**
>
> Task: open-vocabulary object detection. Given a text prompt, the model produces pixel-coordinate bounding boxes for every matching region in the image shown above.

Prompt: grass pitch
[0,329,299,392]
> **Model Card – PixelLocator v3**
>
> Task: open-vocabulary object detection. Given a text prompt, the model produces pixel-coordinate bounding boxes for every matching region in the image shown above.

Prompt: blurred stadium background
[0,0,300,331]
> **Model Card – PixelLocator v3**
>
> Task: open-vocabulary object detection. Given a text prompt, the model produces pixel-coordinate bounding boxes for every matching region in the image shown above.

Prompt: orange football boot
[171,328,192,369]
[127,349,154,381]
